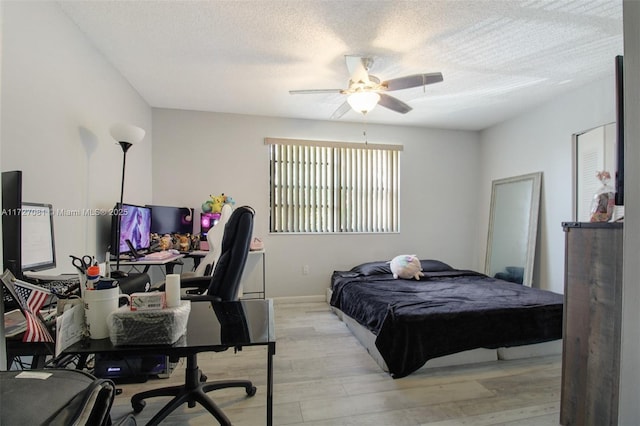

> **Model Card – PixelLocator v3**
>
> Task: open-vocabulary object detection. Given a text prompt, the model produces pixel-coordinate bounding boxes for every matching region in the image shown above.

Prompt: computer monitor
[21,202,56,272]
[2,171,22,278]
[147,205,194,235]
[110,203,152,255]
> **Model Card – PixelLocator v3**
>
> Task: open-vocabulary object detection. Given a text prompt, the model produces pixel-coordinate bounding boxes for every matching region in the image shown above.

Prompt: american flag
[11,279,54,343]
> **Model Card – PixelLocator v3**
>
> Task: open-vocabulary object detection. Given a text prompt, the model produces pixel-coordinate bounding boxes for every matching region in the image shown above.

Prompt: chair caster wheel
[200,373,207,382]
[247,386,257,397]
[132,400,146,413]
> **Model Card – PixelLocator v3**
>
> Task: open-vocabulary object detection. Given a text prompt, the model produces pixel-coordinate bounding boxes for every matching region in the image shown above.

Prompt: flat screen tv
[147,205,193,235]
[615,55,624,206]
[21,202,56,272]
[110,203,152,255]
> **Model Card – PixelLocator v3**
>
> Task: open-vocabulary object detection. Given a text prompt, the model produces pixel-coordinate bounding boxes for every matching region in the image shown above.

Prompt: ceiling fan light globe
[347,92,380,114]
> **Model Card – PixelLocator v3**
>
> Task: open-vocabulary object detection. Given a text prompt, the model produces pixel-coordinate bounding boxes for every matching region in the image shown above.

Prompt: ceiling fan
[289,55,443,119]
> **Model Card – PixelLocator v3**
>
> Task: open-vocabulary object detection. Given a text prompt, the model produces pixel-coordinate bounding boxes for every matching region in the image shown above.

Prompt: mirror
[485,172,542,287]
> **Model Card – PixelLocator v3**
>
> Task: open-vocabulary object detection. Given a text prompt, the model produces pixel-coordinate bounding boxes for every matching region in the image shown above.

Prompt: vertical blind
[266,138,401,233]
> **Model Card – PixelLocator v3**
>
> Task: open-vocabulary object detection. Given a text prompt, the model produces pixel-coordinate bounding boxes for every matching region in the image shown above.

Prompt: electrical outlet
[303,265,309,275]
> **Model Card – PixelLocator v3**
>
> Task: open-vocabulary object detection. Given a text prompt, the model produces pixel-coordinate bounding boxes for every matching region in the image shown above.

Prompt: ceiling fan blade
[378,93,412,114]
[345,55,371,84]
[382,72,444,91]
[330,101,352,119]
[289,89,343,95]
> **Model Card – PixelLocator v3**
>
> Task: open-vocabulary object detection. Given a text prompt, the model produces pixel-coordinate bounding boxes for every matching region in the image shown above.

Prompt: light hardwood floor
[110,301,562,425]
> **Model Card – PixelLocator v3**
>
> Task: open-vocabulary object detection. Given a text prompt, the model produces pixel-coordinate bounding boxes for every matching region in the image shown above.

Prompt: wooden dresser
[560,222,623,425]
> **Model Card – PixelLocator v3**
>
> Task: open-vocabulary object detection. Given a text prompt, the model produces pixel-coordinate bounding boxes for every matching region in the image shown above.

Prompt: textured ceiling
[58,0,623,131]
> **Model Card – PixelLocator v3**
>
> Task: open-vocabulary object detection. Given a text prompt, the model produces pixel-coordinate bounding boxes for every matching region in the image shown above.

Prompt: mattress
[330,259,563,378]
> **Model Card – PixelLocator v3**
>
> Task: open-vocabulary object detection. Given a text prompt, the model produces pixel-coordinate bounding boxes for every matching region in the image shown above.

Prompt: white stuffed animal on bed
[390,254,424,280]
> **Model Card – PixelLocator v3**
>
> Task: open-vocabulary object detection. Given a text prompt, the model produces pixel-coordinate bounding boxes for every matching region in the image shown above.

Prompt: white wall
[478,76,616,293]
[152,108,480,297]
[0,1,152,273]
[0,2,618,298]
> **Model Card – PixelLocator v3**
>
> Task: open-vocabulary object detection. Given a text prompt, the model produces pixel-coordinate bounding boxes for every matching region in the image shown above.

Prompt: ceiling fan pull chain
[363,114,369,145]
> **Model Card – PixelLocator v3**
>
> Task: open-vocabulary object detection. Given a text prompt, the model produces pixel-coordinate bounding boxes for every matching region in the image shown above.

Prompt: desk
[184,250,209,269]
[240,250,266,299]
[183,250,267,297]
[5,340,53,369]
[60,299,275,426]
[113,253,185,275]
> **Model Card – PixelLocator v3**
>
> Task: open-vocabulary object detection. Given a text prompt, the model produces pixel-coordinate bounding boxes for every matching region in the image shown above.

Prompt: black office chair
[130,206,255,426]
[0,369,117,426]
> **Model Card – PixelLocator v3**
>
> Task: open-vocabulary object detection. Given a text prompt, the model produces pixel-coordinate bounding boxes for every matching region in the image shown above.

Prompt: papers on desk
[4,309,27,337]
[4,308,57,338]
[55,300,85,356]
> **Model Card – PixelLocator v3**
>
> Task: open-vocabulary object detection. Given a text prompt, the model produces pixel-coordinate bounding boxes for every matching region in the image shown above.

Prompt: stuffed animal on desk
[176,234,190,252]
[190,234,200,251]
[159,234,173,251]
[202,193,235,214]
[211,194,226,214]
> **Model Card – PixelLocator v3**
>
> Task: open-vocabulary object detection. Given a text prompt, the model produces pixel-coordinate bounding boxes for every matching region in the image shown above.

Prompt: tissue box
[107,300,190,346]
[130,292,166,311]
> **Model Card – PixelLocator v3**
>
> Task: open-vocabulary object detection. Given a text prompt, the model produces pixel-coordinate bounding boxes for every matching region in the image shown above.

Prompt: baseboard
[273,295,326,305]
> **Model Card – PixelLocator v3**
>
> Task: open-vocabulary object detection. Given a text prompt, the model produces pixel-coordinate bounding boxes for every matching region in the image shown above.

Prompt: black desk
[5,340,54,369]
[60,299,276,425]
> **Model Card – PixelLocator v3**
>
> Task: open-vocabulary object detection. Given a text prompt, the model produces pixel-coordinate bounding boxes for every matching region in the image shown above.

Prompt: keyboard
[2,276,80,304]
[143,251,176,261]
[38,277,81,297]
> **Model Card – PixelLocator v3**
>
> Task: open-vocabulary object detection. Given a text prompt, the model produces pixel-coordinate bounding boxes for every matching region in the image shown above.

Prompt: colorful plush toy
[176,234,190,252]
[210,194,226,214]
[159,234,173,251]
[202,193,234,214]
[201,200,213,213]
[390,254,424,280]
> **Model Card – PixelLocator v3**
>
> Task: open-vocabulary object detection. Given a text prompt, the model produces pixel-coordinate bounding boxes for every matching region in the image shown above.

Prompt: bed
[329,259,563,378]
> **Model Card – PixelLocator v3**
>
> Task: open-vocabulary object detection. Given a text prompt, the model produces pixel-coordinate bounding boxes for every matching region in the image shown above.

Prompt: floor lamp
[110,123,145,277]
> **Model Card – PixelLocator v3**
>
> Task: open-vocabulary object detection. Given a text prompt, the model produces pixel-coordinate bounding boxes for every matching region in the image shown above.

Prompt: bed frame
[327,289,561,373]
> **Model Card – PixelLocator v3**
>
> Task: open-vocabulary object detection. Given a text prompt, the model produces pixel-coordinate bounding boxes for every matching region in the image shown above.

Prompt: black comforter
[330,260,563,378]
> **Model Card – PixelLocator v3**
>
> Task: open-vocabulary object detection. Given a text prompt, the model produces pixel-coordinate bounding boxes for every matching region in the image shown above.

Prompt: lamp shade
[109,123,145,144]
[347,92,380,114]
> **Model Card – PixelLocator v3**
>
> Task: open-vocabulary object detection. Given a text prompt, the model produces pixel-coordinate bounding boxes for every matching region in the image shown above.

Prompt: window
[266,138,401,233]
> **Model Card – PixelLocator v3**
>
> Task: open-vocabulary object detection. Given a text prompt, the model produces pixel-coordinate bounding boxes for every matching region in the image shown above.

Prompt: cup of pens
[71,254,97,298]
[83,278,129,339]
[86,265,100,289]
